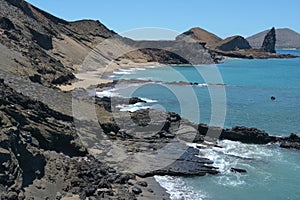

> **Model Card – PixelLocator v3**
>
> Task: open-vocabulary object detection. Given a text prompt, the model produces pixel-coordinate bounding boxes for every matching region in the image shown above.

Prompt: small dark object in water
[271,96,276,100]
[230,167,247,173]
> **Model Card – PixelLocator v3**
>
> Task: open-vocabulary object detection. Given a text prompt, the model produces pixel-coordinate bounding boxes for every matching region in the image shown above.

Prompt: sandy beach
[58,59,160,91]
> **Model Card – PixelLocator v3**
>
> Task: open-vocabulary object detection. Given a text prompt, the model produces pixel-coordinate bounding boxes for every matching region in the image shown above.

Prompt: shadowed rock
[261,27,276,53]
[214,36,252,51]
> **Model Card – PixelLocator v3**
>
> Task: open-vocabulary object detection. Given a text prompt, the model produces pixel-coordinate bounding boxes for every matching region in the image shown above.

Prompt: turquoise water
[110,50,300,199]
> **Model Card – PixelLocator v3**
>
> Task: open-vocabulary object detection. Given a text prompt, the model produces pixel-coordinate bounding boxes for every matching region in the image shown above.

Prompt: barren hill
[176,27,222,46]
[212,35,251,51]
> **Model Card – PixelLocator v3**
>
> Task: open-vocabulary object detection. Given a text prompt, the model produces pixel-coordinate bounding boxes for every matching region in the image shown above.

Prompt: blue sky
[26,0,300,40]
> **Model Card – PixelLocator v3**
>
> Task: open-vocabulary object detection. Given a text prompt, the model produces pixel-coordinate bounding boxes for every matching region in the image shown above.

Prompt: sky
[26,0,300,40]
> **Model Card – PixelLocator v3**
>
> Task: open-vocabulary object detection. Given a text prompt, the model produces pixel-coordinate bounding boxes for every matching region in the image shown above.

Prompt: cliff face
[261,27,276,53]
[247,28,300,49]
[213,36,252,51]
[0,0,216,87]
[176,27,222,47]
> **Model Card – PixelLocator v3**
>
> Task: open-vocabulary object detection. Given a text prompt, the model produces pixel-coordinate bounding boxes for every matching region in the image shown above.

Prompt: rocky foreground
[1,76,300,199]
[0,79,142,199]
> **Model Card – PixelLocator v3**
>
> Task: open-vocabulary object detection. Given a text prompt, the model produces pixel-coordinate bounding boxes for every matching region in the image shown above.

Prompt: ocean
[105,50,300,200]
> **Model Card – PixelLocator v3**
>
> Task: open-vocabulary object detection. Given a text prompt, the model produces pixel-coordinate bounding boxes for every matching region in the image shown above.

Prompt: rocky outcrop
[261,27,276,53]
[219,126,277,144]
[211,48,297,59]
[247,28,300,49]
[95,97,219,177]
[213,36,252,51]
[0,80,138,199]
[176,27,222,46]
[138,147,218,177]
[279,133,300,149]
[197,124,300,150]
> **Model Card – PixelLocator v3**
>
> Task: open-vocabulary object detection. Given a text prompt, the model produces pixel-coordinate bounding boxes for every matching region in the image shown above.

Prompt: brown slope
[0,0,117,86]
[247,28,300,49]
[176,27,222,46]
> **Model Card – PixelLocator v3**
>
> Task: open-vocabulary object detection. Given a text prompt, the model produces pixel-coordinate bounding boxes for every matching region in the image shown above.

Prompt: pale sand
[136,177,170,200]
[58,60,160,91]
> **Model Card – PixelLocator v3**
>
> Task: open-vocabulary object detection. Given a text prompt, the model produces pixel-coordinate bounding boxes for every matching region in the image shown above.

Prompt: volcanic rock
[261,27,276,53]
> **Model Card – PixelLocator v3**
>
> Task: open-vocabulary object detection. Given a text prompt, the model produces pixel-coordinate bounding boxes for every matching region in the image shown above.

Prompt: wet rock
[128,97,146,104]
[279,133,300,150]
[138,147,217,177]
[231,167,247,173]
[220,126,277,144]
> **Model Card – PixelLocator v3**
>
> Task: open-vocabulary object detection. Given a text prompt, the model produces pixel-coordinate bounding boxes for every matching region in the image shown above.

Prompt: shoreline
[58,60,162,91]
[56,55,300,200]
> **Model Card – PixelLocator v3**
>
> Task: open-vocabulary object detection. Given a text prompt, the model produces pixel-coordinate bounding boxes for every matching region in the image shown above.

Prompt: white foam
[198,83,209,87]
[140,97,158,103]
[131,67,146,71]
[155,175,207,200]
[95,89,120,98]
[116,103,150,112]
[118,68,135,72]
[113,71,134,75]
[145,65,158,69]
[198,139,282,187]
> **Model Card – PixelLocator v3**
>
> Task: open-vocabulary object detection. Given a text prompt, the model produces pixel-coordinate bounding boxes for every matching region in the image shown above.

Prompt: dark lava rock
[29,27,53,50]
[261,27,276,53]
[139,147,218,177]
[128,97,147,104]
[29,74,42,84]
[279,133,300,150]
[0,82,130,198]
[96,96,146,112]
[51,73,76,85]
[231,167,247,173]
[198,123,300,150]
[220,126,277,144]
[0,17,15,30]
[137,181,148,187]
[132,186,142,195]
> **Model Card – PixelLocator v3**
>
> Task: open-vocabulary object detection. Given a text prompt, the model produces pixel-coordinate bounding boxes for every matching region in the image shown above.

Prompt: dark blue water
[110,50,300,199]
